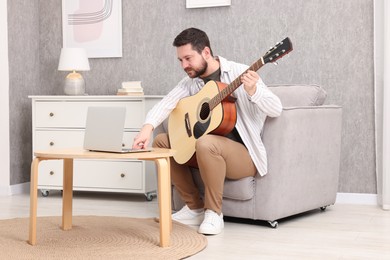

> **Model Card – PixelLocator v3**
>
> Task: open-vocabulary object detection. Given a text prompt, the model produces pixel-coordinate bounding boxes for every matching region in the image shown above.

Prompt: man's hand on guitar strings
[241,70,259,96]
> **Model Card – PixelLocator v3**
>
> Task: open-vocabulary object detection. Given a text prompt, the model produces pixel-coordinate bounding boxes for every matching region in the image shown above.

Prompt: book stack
[117,81,144,96]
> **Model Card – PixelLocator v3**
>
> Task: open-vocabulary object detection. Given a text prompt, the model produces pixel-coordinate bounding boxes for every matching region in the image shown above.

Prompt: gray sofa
[156,84,342,227]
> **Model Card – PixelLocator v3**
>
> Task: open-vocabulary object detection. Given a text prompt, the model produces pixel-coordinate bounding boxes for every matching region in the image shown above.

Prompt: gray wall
[8,0,375,193]
[8,0,40,184]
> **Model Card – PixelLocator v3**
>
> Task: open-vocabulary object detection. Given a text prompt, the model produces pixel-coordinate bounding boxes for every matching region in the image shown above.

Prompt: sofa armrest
[256,105,342,221]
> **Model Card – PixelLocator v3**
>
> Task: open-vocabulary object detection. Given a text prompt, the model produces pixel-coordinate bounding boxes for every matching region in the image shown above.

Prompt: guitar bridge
[184,113,192,137]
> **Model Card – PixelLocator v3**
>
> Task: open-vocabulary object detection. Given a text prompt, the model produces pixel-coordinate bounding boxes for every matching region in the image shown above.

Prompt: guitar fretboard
[208,58,264,110]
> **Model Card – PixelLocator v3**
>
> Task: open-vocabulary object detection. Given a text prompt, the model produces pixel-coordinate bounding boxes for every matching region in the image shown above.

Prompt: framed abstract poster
[62,0,122,58]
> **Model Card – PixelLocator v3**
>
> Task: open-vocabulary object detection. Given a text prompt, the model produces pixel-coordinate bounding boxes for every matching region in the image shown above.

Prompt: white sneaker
[198,209,224,235]
[172,205,204,226]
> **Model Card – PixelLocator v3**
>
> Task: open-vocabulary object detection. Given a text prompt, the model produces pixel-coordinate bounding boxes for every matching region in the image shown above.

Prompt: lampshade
[58,48,90,95]
[58,48,90,71]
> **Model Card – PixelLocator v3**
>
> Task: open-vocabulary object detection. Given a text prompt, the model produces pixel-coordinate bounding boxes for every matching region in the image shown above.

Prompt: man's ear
[202,47,212,59]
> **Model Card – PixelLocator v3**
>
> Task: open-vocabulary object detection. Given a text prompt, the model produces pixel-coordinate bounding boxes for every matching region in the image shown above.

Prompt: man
[133,28,282,235]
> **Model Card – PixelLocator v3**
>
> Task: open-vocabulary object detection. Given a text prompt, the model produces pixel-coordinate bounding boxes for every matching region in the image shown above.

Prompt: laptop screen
[83,106,127,153]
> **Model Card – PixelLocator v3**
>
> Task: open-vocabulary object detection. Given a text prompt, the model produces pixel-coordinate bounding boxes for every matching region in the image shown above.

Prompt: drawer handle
[49,171,54,176]
[49,112,54,117]
[120,173,125,178]
[122,143,125,147]
[49,142,54,146]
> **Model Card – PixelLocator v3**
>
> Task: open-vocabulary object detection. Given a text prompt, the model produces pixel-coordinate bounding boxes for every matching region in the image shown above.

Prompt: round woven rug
[0,216,207,259]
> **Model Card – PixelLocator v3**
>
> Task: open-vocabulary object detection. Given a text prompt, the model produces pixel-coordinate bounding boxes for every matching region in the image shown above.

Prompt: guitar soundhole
[199,102,210,120]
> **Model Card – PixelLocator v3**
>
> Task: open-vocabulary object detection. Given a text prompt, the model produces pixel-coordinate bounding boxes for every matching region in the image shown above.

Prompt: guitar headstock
[262,37,293,64]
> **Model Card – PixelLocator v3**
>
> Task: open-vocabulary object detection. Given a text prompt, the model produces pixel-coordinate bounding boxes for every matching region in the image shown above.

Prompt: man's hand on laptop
[132,124,154,149]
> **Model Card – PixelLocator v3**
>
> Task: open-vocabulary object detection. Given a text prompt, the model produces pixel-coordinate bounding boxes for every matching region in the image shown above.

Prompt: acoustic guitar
[168,37,293,164]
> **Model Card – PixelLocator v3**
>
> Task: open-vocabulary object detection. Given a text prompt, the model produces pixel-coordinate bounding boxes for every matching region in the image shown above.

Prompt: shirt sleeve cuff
[247,81,265,102]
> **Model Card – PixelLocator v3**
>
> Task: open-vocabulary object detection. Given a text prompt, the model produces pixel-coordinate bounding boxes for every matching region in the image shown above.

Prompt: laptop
[83,106,152,153]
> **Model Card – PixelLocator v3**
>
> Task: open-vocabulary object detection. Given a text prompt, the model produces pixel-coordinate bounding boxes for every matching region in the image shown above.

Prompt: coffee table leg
[62,158,74,230]
[155,157,171,247]
[28,158,41,245]
[167,157,172,232]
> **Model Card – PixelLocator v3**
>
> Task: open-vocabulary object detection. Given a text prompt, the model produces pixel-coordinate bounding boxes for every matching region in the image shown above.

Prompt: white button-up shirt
[144,56,282,176]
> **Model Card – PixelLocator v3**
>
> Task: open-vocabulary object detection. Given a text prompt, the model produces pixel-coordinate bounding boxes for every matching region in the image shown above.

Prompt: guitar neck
[209,57,264,110]
[208,37,292,110]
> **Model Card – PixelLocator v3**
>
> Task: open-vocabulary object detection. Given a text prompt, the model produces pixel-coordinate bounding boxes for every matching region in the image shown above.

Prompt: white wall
[374,0,390,210]
[0,0,10,196]
[382,0,390,209]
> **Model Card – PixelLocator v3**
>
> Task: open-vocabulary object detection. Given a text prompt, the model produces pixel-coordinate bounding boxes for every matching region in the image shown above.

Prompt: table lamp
[58,48,90,95]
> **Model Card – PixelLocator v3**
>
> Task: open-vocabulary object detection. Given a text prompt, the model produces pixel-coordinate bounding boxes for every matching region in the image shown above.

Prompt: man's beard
[185,59,208,78]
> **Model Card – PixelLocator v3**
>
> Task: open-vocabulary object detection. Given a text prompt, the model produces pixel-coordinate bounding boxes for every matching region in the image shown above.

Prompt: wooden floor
[1,191,390,259]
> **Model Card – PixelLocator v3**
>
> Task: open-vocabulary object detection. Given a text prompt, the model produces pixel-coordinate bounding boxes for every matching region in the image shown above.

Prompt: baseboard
[0,185,11,196]
[336,192,378,205]
[9,182,30,195]
[0,185,380,207]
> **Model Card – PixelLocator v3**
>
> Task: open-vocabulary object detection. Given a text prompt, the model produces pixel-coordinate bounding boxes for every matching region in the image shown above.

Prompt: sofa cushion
[190,169,255,201]
[268,84,327,107]
[223,177,255,200]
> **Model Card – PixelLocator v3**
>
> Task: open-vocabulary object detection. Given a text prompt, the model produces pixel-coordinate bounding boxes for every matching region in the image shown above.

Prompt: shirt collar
[215,56,231,74]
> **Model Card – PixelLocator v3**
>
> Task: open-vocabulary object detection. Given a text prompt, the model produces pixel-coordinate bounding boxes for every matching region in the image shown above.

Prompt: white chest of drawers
[29,95,162,200]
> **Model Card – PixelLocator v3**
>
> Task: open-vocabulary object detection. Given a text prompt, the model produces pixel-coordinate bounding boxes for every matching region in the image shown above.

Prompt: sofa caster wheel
[268,220,278,228]
[320,206,327,211]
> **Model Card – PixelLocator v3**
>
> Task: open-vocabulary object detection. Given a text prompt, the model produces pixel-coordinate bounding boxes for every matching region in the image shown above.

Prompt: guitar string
[207,58,263,111]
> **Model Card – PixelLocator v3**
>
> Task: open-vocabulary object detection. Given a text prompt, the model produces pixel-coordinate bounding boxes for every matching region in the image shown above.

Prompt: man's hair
[173,28,213,56]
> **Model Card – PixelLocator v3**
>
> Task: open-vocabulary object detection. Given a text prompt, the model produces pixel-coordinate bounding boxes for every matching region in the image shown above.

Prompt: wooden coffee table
[28,148,175,247]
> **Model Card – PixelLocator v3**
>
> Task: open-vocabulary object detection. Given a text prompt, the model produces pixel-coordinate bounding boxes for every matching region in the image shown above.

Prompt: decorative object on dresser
[28,95,162,200]
[117,81,144,96]
[58,48,90,95]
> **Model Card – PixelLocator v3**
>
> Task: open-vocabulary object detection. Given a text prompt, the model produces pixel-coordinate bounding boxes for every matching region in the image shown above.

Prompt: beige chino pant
[153,133,256,214]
